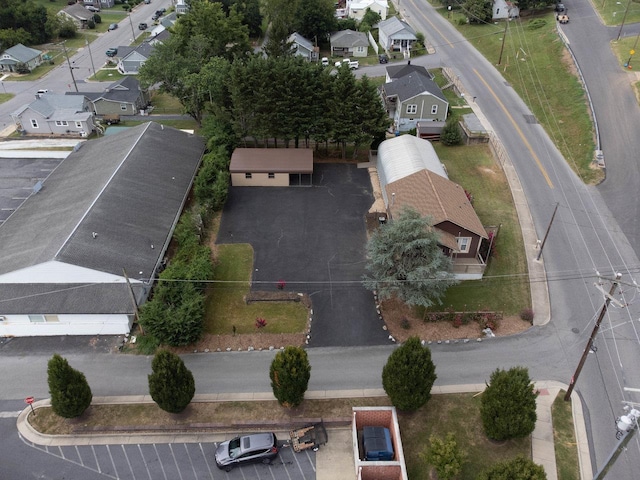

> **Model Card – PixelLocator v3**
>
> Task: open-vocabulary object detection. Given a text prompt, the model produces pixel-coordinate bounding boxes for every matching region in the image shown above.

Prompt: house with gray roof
[288,33,318,61]
[67,76,150,116]
[330,29,369,58]
[59,3,95,28]
[372,135,487,279]
[381,62,448,132]
[376,16,417,53]
[0,44,43,73]
[11,93,96,136]
[116,43,154,75]
[0,122,205,337]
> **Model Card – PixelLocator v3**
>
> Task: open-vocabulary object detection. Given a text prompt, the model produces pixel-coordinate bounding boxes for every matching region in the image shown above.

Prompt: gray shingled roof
[330,29,369,48]
[67,76,144,104]
[376,16,417,39]
[61,3,94,21]
[115,42,154,61]
[0,122,205,284]
[386,63,433,81]
[383,71,447,103]
[0,43,42,63]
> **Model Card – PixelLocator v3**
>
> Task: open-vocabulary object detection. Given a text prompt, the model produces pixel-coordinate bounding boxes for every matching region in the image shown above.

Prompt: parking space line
[58,445,66,459]
[122,444,136,479]
[291,451,308,480]
[153,444,169,480]
[280,452,294,480]
[304,450,315,473]
[182,443,198,480]
[74,446,83,467]
[106,445,120,478]
[169,444,184,480]
[198,443,215,480]
[138,444,153,480]
[91,445,102,474]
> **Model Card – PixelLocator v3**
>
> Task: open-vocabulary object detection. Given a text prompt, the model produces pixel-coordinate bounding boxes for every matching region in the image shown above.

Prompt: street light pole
[85,37,97,79]
[61,41,78,92]
[129,13,136,41]
[616,0,632,41]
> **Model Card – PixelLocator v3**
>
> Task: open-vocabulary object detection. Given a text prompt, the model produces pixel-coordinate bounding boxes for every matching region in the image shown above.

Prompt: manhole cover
[571,328,579,334]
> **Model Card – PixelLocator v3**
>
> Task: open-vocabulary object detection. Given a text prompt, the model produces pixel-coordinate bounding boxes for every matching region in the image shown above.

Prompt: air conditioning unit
[0,316,6,321]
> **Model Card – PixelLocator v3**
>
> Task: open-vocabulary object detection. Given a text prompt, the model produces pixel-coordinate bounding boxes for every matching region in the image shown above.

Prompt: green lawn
[0,93,15,104]
[204,244,308,335]
[430,143,531,315]
[150,92,184,114]
[440,10,599,184]
[552,391,580,480]
[598,0,640,26]
[399,393,531,480]
[90,68,124,82]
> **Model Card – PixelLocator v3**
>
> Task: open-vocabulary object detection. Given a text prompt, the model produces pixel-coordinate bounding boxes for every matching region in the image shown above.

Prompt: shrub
[422,433,465,480]
[478,456,547,480]
[148,350,195,413]
[520,308,535,324]
[93,14,102,23]
[382,336,437,411]
[440,119,462,146]
[87,19,95,29]
[270,346,311,408]
[47,354,92,418]
[481,367,537,441]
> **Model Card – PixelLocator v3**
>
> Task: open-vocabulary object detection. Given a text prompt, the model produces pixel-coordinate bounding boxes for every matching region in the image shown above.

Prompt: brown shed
[230,148,314,186]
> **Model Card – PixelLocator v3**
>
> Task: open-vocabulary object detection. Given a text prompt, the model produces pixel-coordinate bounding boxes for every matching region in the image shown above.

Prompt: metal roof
[377,135,447,186]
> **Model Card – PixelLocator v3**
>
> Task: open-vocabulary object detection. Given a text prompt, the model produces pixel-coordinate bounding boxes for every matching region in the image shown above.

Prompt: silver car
[214,432,278,471]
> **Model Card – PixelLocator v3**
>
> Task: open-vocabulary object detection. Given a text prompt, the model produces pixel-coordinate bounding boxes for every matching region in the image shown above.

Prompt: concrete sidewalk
[16,383,592,479]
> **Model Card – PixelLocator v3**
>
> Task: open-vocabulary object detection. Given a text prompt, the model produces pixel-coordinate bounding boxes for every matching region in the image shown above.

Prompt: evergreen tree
[481,367,538,441]
[477,456,547,480]
[441,119,462,146]
[362,207,458,309]
[47,354,92,418]
[422,433,465,480]
[269,346,311,408]
[382,336,437,411]
[148,350,196,413]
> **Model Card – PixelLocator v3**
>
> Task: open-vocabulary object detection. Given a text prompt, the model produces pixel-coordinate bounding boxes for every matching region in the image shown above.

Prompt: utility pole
[85,37,96,79]
[536,202,559,261]
[497,20,509,66]
[128,13,136,41]
[617,0,632,41]
[61,42,78,93]
[564,273,622,401]
[593,404,640,479]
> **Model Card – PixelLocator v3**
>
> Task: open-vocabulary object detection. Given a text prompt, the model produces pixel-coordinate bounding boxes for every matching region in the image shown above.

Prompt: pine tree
[480,367,537,441]
[441,119,462,146]
[269,346,311,408]
[148,350,196,413]
[47,354,92,418]
[382,336,437,411]
[422,433,465,480]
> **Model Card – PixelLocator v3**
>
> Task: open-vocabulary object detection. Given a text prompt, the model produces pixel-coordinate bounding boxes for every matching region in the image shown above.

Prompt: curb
[17,384,591,479]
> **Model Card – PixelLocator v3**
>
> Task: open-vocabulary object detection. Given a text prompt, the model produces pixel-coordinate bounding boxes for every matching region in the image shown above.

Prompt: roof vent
[92,232,98,238]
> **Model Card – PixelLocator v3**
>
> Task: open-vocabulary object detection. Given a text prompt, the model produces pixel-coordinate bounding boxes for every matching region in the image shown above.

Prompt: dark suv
[214,432,278,472]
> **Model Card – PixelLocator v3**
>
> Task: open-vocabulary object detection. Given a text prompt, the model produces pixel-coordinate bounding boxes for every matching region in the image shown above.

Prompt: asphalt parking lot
[217,163,391,347]
[21,439,317,480]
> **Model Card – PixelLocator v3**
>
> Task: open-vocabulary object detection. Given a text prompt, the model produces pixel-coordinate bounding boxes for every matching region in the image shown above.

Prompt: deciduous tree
[480,367,538,441]
[382,336,437,411]
[362,207,458,309]
[47,354,92,418]
[269,346,311,408]
[148,350,196,413]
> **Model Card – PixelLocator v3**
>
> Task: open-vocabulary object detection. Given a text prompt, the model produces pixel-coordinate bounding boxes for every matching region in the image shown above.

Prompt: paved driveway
[217,163,391,347]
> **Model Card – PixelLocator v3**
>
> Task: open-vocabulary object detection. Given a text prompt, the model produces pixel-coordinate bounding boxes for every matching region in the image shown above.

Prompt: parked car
[108,23,118,31]
[379,54,388,64]
[214,432,278,472]
[86,5,100,12]
[35,89,49,99]
[138,22,148,30]
[105,47,118,57]
[555,3,565,12]
[321,57,329,66]
[144,0,151,3]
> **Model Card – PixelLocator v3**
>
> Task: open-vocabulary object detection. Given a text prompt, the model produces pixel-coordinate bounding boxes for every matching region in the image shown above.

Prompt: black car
[214,432,278,472]
[138,22,148,30]
[379,54,389,64]
[555,3,565,12]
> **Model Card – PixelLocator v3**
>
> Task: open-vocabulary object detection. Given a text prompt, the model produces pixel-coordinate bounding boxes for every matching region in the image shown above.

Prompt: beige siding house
[230,149,313,186]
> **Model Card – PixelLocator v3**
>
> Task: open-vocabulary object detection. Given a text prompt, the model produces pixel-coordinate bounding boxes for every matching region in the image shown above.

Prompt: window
[75,121,82,128]
[431,105,438,115]
[406,104,417,114]
[120,103,128,111]
[457,237,471,253]
[356,46,365,53]
[28,315,58,323]
[245,173,252,179]
[55,120,68,127]
[30,119,39,129]
[268,173,275,179]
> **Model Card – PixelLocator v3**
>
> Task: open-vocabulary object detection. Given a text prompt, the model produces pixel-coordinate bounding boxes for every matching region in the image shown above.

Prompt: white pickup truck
[334,58,359,70]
